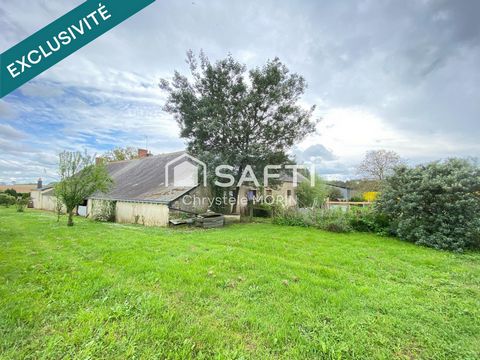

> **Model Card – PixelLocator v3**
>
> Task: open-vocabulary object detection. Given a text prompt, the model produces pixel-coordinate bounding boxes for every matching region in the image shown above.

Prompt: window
[287,190,292,198]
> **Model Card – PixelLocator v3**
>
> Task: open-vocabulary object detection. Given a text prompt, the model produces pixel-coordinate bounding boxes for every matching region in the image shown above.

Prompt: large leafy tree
[54,151,112,226]
[160,51,316,195]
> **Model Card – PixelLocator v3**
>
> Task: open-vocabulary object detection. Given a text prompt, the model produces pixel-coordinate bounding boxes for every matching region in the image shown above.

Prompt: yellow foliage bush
[363,192,378,202]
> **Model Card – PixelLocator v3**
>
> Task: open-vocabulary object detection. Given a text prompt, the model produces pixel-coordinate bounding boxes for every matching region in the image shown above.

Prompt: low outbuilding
[87,150,210,226]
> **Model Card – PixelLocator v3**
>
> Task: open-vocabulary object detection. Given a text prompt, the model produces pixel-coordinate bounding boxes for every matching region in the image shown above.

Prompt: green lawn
[0,208,479,359]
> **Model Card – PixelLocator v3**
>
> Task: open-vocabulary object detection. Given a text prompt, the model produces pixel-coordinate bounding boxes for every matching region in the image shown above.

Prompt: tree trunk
[67,210,74,226]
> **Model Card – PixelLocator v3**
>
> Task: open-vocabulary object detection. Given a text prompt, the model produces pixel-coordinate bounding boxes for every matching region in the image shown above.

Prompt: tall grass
[273,206,389,234]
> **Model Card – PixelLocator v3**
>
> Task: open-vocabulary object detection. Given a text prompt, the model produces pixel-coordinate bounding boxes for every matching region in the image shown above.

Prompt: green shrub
[321,212,352,233]
[296,175,328,207]
[273,208,352,233]
[272,208,307,227]
[327,187,343,201]
[253,206,271,218]
[273,206,395,234]
[0,194,16,207]
[377,158,480,251]
[347,207,390,234]
[3,189,18,198]
[15,197,29,212]
[310,209,352,233]
[255,202,283,218]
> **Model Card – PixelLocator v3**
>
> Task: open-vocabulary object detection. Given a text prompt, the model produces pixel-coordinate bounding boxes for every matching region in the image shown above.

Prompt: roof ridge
[105,150,186,165]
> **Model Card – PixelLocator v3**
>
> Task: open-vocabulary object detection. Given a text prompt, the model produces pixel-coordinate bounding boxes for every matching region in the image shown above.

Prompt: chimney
[138,148,149,158]
[95,157,104,166]
[37,178,42,189]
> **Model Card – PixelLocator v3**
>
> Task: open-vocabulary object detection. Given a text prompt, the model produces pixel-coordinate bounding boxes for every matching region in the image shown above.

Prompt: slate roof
[90,151,196,204]
[41,187,55,196]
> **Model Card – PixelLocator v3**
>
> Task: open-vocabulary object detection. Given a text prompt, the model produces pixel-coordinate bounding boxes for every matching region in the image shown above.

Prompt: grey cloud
[316,161,356,181]
[294,144,336,163]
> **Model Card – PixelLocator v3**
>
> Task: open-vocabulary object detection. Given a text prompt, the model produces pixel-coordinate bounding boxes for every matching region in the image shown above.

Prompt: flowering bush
[363,192,378,202]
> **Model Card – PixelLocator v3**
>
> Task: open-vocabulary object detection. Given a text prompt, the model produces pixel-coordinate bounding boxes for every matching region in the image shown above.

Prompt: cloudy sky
[1,0,479,184]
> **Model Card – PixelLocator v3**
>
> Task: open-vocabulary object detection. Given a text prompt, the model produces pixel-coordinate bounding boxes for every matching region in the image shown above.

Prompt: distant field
[0,208,479,359]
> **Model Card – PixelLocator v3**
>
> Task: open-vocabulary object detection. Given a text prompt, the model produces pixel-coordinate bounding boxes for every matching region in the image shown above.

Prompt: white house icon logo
[165,153,207,187]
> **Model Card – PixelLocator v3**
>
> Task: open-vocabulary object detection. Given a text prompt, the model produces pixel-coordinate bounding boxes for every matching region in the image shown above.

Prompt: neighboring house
[259,173,305,208]
[31,149,303,226]
[31,186,57,210]
[87,150,211,226]
[30,179,58,211]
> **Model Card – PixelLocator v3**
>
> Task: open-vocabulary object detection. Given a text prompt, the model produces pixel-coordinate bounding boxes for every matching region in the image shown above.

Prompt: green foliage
[21,192,31,199]
[253,202,283,218]
[3,188,18,198]
[296,176,328,207]
[54,151,113,226]
[103,146,140,162]
[207,185,230,214]
[314,209,352,233]
[90,200,116,222]
[273,208,352,233]
[252,207,271,218]
[264,201,284,217]
[273,206,391,235]
[327,187,343,201]
[0,193,16,207]
[272,208,307,227]
[15,197,29,212]
[346,206,390,234]
[378,158,480,251]
[55,197,63,222]
[0,192,29,212]
[160,51,316,184]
